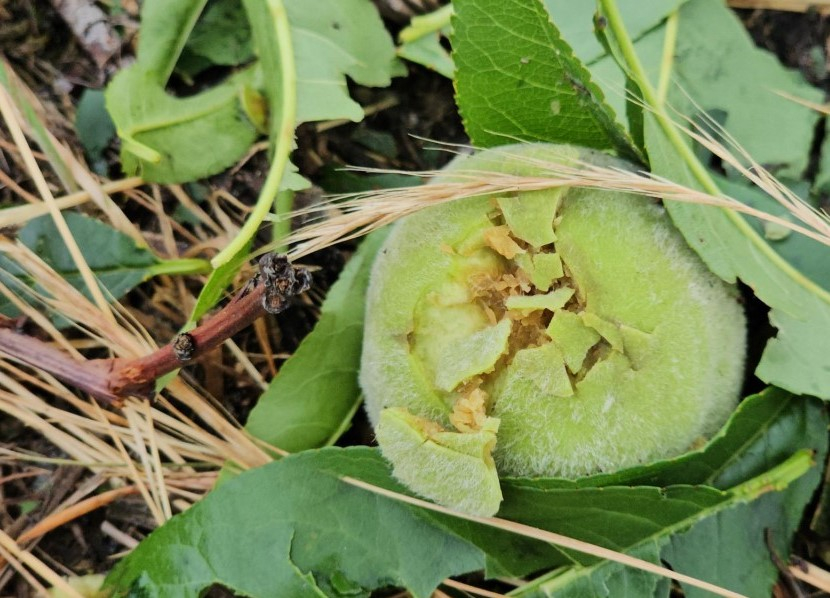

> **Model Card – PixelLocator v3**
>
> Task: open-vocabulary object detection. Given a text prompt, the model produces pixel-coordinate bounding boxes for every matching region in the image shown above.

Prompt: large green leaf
[106,0,398,184]
[666,0,821,178]
[245,230,388,451]
[543,0,685,65]
[451,0,641,161]
[105,389,825,597]
[284,0,399,124]
[589,0,822,178]
[660,490,810,598]
[400,1,685,81]
[436,390,827,580]
[503,393,827,597]
[106,66,259,183]
[715,175,830,293]
[137,0,208,83]
[0,213,157,318]
[104,0,258,182]
[105,448,485,598]
[517,483,816,597]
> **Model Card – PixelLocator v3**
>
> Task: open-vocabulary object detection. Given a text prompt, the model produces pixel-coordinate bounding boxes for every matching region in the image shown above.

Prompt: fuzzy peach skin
[360,144,746,516]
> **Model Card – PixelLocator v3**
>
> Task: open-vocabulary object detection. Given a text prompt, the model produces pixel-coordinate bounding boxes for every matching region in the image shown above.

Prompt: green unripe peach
[360,144,746,516]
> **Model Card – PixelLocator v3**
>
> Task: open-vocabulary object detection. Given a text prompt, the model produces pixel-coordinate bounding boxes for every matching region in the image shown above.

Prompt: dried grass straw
[281,137,830,260]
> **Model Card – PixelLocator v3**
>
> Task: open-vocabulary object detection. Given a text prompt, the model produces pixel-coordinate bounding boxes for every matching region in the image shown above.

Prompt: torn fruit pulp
[360,144,747,516]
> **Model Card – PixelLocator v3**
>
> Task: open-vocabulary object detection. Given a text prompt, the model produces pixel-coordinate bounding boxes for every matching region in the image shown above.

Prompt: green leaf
[137,0,208,82]
[661,488,811,598]
[452,0,641,161]
[106,0,397,184]
[667,0,821,178]
[245,230,388,451]
[398,35,454,78]
[517,473,816,597]
[105,390,825,597]
[397,4,454,78]
[396,0,685,82]
[74,89,116,174]
[543,0,686,65]
[646,114,830,398]
[283,0,398,123]
[516,542,669,597]
[0,213,157,318]
[427,390,826,581]
[105,66,258,183]
[505,436,824,597]
[185,247,251,328]
[176,0,254,79]
[103,0,258,182]
[105,448,485,598]
[590,0,822,177]
[715,175,830,293]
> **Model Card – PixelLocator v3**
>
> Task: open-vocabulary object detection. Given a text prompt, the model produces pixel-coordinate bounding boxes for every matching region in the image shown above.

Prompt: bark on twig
[0,255,311,406]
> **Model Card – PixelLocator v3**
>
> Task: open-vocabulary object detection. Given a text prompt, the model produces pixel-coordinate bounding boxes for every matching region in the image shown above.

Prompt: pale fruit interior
[360,144,746,515]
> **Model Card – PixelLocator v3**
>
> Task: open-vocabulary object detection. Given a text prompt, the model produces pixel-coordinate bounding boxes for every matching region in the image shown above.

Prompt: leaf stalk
[211,0,297,268]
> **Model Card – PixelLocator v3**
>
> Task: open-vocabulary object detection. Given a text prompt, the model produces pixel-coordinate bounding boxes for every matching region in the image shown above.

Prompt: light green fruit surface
[360,144,746,516]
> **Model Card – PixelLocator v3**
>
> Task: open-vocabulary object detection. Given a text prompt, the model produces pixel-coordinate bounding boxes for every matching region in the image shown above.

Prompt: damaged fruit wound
[359,143,747,516]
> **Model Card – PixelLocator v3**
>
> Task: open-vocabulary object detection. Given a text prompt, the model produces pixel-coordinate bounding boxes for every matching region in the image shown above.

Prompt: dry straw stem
[16,486,140,544]
[788,558,830,593]
[0,72,116,325]
[0,231,272,590]
[0,529,84,598]
[282,145,830,261]
[0,176,144,229]
[0,60,143,242]
[0,202,274,590]
[441,579,507,597]
[775,88,830,115]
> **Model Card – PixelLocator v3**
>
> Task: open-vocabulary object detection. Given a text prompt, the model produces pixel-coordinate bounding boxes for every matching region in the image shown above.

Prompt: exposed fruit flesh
[360,144,747,515]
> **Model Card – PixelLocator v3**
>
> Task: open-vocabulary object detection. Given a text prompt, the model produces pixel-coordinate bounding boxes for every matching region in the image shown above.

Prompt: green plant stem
[273,189,294,253]
[656,11,679,106]
[157,0,210,83]
[599,0,829,299]
[210,0,297,269]
[730,449,815,499]
[146,257,212,278]
[598,0,719,196]
[399,4,453,43]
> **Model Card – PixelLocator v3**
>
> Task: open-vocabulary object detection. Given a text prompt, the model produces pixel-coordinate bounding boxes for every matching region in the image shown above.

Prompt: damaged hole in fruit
[360,143,747,516]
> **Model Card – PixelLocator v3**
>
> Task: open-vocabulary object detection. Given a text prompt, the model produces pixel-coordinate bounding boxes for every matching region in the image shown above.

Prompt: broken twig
[0,254,311,406]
